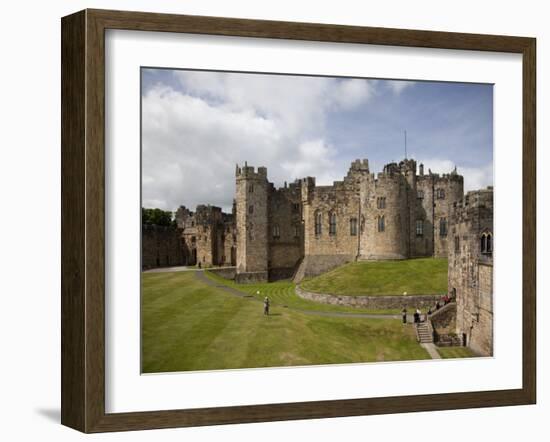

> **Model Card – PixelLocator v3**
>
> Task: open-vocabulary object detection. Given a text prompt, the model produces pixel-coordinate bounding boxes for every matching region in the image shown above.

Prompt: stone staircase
[416,321,434,343]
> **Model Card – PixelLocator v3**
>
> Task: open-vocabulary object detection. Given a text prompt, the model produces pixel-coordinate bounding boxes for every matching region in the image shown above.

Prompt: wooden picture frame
[61,8,536,433]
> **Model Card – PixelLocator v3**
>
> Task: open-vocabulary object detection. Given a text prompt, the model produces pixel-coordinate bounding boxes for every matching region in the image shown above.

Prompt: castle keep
[234,158,463,282]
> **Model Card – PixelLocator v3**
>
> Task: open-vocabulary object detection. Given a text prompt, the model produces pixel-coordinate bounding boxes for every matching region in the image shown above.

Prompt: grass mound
[301,258,448,296]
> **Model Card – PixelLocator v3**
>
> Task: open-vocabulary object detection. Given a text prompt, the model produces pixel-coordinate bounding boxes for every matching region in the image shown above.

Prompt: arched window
[350,218,358,236]
[314,211,322,235]
[329,212,337,235]
[481,232,493,255]
[480,234,487,253]
[377,215,385,232]
[272,224,280,239]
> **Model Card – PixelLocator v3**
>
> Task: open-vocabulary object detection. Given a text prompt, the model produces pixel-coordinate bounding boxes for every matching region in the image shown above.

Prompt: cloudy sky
[141,68,493,213]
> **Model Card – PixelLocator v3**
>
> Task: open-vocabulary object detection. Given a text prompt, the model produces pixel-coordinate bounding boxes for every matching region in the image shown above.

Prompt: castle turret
[235,163,269,282]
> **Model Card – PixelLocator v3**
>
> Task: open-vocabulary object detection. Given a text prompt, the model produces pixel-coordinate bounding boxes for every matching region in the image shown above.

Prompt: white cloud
[142,73,377,212]
[387,80,414,95]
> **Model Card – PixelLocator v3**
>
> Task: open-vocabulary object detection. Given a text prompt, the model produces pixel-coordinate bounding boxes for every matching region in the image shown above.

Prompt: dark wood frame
[61,8,536,433]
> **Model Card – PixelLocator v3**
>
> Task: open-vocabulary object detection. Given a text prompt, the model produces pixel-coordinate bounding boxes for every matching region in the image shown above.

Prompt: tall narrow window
[487,233,493,253]
[248,205,254,214]
[416,219,424,236]
[350,218,358,236]
[480,234,487,253]
[329,212,337,235]
[377,197,386,209]
[249,184,254,193]
[314,211,322,235]
[436,188,446,199]
[439,218,447,237]
[294,224,300,238]
[272,224,280,239]
[454,235,460,253]
[417,190,424,199]
[377,215,385,232]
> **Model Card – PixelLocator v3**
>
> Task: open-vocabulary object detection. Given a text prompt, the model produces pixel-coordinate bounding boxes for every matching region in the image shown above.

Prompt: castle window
[481,232,493,255]
[329,213,337,235]
[439,218,448,237]
[294,224,300,238]
[191,236,196,243]
[416,219,424,236]
[377,215,385,232]
[454,236,460,253]
[350,218,358,236]
[292,203,300,213]
[272,224,280,239]
[417,190,424,199]
[248,205,254,214]
[377,197,386,209]
[248,223,254,240]
[249,184,254,193]
[436,188,446,199]
[314,211,322,235]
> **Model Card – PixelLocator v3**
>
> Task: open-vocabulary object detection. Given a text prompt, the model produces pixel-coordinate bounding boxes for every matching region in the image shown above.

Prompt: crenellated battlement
[235,162,268,180]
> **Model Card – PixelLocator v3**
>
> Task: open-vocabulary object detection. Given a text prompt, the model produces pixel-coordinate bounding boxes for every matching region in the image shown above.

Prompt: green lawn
[141,271,430,373]
[436,346,478,359]
[300,258,448,296]
[205,271,404,315]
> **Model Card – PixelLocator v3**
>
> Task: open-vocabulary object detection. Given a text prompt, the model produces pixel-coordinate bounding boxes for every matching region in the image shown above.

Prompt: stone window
[292,203,300,213]
[439,218,448,237]
[417,190,424,199]
[249,184,254,193]
[329,212,337,235]
[294,224,300,238]
[454,235,460,253]
[350,218,358,236]
[248,223,254,240]
[191,236,196,243]
[314,211,322,235]
[436,188,446,199]
[416,219,424,236]
[481,231,493,255]
[377,197,386,209]
[248,205,254,214]
[377,215,385,232]
[272,224,280,239]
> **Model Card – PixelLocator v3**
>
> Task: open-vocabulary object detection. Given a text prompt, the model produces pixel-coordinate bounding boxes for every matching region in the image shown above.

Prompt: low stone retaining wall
[235,271,268,284]
[296,286,441,310]
[208,267,236,280]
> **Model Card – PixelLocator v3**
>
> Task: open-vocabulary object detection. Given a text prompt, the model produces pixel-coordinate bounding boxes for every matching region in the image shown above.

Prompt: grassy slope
[205,272,403,315]
[141,271,429,373]
[436,346,477,359]
[301,258,448,296]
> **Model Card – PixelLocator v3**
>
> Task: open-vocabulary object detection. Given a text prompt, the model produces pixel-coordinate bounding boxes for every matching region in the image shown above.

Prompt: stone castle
[142,157,493,356]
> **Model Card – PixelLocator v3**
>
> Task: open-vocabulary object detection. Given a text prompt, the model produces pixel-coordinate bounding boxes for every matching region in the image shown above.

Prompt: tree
[142,208,175,227]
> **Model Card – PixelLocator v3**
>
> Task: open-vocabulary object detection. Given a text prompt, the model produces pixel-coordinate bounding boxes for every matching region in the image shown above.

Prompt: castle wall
[267,184,303,274]
[450,188,494,356]
[142,225,184,270]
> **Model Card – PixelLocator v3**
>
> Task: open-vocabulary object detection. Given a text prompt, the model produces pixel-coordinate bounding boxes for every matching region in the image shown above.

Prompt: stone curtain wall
[142,225,184,270]
[296,285,440,310]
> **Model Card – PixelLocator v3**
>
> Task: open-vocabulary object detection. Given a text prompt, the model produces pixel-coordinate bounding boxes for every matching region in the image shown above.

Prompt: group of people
[401,292,455,324]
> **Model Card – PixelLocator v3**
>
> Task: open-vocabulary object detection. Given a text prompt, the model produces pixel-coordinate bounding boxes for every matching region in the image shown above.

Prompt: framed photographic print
[61,9,536,433]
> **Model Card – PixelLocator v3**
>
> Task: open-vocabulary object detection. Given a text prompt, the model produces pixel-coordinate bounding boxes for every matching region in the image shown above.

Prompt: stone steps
[416,322,434,343]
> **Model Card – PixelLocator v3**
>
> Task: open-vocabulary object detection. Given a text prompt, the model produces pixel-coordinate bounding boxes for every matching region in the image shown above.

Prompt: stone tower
[235,163,269,282]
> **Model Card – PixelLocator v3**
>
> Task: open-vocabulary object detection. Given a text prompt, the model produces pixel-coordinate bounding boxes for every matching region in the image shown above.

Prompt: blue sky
[141,68,493,213]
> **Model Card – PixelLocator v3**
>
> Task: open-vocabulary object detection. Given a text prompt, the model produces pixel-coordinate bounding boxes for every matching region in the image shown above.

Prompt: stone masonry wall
[142,225,184,270]
[296,285,440,310]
